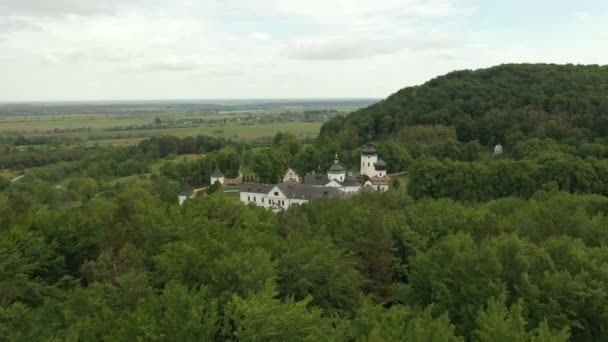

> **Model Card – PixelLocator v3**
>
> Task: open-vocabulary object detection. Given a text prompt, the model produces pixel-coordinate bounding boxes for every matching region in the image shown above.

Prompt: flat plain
[0,100,376,145]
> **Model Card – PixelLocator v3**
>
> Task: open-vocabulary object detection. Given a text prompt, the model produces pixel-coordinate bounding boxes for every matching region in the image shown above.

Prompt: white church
[239,140,391,211]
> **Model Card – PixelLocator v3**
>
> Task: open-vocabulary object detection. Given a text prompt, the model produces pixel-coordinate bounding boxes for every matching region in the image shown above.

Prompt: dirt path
[11,174,25,183]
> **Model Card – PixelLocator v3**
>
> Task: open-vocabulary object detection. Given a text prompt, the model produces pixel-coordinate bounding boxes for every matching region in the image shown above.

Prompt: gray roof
[180,184,193,196]
[374,159,387,170]
[240,183,274,194]
[276,182,343,200]
[362,184,377,192]
[304,172,330,186]
[342,174,361,186]
[361,143,377,155]
[328,162,344,173]
[212,165,224,177]
[328,154,344,173]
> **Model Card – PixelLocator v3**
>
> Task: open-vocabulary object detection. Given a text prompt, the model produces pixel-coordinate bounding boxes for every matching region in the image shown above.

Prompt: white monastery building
[494,143,503,155]
[178,184,194,206]
[210,165,225,185]
[283,168,300,183]
[239,140,391,211]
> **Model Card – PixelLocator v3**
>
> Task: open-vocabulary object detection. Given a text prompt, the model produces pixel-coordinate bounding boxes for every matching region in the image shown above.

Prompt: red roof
[370,175,391,183]
[225,176,243,185]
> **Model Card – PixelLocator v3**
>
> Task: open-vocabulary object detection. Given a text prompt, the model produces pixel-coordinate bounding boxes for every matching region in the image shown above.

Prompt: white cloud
[270,0,465,22]
[0,0,124,17]
[250,32,270,41]
[0,0,605,101]
[573,11,592,20]
[283,31,462,60]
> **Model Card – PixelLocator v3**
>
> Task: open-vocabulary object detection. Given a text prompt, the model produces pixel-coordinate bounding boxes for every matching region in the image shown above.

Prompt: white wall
[328,172,345,182]
[240,189,311,211]
[325,179,343,188]
[211,176,225,185]
[361,154,378,177]
[375,184,389,192]
[240,191,265,207]
[289,199,308,208]
[283,169,300,183]
[344,185,361,194]
[178,195,188,206]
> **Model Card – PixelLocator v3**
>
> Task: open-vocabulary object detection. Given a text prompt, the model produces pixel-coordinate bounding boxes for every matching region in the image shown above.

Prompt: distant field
[0,99,377,145]
[79,122,323,145]
[0,114,323,145]
[0,114,153,131]
[0,112,266,132]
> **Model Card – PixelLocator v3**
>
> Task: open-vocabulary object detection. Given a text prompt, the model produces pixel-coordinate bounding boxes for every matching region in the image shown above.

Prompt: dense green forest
[2,63,608,340]
[320,64,608,147]
[3,181,606,340]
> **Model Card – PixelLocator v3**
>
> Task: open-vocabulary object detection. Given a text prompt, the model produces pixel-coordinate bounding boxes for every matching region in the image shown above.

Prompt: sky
[0,0,606,102]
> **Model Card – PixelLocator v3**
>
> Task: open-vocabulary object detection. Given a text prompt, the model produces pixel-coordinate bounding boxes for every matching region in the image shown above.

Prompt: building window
[274,192,279,196]
[368,162,370,167]
[254,197,256,202]
[248,196,250,201]
[262,198,264,203]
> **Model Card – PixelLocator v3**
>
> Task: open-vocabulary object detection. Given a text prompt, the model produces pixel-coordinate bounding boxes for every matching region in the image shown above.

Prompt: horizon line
[0,97,383,105]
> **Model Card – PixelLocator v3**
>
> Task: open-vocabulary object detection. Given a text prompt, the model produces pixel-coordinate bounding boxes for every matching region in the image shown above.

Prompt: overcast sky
[0,0,606,101]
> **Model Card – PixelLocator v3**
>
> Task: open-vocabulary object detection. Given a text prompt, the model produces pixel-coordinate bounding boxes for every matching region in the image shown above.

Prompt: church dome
[361,143,377,155]
[328,153,345,173]
[374,159,387,170]
[328,162,344,173]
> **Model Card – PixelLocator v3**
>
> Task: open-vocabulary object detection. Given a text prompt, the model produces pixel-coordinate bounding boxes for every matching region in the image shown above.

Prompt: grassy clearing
[0,169,17,180]
[149,154,205,172]
[393,174,409,190]
[214,186,241,202]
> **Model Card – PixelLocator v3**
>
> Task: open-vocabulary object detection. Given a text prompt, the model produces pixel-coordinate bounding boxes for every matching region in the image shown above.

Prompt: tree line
[408,154,608,201]
[0,135,238,170]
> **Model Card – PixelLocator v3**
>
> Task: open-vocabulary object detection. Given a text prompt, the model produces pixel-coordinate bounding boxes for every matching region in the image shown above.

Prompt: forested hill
[320,64,608,146]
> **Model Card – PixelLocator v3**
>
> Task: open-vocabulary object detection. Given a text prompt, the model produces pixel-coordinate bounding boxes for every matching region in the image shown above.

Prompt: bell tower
[360,135,378,178]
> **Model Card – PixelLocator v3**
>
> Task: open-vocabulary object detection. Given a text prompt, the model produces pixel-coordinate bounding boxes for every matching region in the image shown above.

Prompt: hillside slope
[320,64,608,146]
